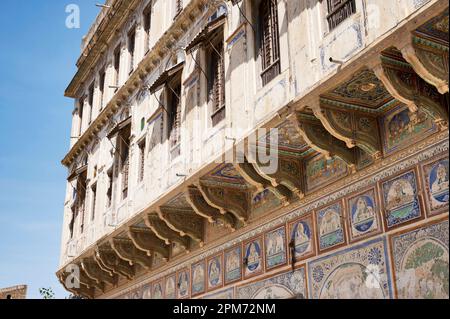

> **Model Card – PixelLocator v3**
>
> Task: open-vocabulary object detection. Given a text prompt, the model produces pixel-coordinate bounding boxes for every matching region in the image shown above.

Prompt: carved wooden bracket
[313,102,382,160]
[95,244,135,280]
[185,185,237,231]
[157,207,204,244]
[197,181,251,223]
[81,257,117,286]
[251,152,305,199]
[110,237,154,271]
[58,272,95,299]
[234,161,292,206]
[78,266,105,292]
[401,39,448,94]
[127,226,170,260]
[144,213,191,251]
[374,48,448,128]
[288,112,357,168]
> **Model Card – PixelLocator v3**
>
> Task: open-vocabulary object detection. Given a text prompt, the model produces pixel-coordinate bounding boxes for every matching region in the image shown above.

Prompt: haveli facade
[58,0,449,299]
[0,285,27,299]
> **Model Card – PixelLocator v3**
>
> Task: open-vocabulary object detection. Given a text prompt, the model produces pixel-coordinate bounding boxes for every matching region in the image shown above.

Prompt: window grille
[326,0,356,31]
[260,0,281,86]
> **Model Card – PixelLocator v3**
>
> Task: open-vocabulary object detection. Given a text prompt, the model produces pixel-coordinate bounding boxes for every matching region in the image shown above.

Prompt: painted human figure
[354,197,374,223]
[432,164,448,194]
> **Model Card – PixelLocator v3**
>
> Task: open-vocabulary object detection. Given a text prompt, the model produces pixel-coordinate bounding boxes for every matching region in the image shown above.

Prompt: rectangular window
[208,38,226,127]
[259,0,281,86]
[91,183,97,221]
[114,46,121,87]
[106,169,113,208]
[143,4,152,53]
[77,170,87,234]
[119,126,131,200]
[99,70,106,110]
[167,79,182,150]
[88,84,95,125]
[78,97,84,135]
[326,0,356,31]
[138,140,146,182]
[128,30,136,74]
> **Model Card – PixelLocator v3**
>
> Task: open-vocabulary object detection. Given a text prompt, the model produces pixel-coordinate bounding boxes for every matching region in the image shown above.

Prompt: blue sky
[0,1,99,299]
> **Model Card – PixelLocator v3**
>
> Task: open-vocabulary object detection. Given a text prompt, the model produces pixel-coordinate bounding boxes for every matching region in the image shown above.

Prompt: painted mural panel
[224,244,242,284]
[237,267,307,299]
[306,155,348,192]
[244,236,264,279]
[152,280,164,300]
[316,202,346,252]
[191,260,206,296]
[264,226,287,270]
[390,219,449,299]
[288,214,316,262]
[176,268,190,299]
[381,105,436,155]
[207,254,224,291]
[165,274,176,299]
[381,169,423,230]
[308,237,393,299]
[347,188,382,242]
[142,284,151,299]
[203,288,234,299]
[422,157,449,216]
[251,189,282,219]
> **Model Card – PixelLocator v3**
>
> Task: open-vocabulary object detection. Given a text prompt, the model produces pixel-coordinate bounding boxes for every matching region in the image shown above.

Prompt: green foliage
[405,242,444,269]
[39,287,55,299]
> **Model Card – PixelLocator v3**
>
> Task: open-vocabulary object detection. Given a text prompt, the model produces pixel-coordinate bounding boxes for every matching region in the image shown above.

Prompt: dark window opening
[91,183,97,221]
[138,140,146,182]
[259,0,281,86]
[167,77,182,150]
[106,169,113,208]
[88,84,95,124]
[114,46,121,87]
[99,70,106,110]
[326,0,356,31]
[119,126,131,200]
[144,4,152,53]
[76,170,87,234]
[78,97,84,135]
[207,33,226,126]
[128,30,136,74]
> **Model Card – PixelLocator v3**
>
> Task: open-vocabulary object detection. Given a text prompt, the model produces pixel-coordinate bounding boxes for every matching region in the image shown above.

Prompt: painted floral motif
[165,275,176,299]
[316,202,345,251]
[381,105,435,154]
[423,158,449,215]
[391,219,449,299]
[244,238,263,278]
[308,237,392,299]
[381,170,421,229]
[289,215,315,261]
[177,269,190,299]
[348,189,380,241]
[191,262,205,295]
[237,267,307,299]
[225,245,242,284]
[265,226,287,269]
[208,255,223,290]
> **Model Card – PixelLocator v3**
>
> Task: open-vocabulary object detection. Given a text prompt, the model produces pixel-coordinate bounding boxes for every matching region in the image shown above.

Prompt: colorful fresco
[203,288,234,299]
[306,155,348,191]
[244,237,264,279]
[390,219,449,299]
[381,170,422,229]
[176,269,190,299]
[308,237,393,299]
[316,202,346,252]
[264,226,287,270]
[151,281,164,300]
[237,267,307,299]
[207,254,223,291]
[251,189,282,219]
[289,214,316,262]
[165,274,176,299]
[191,261,206,296]
[347,188,381,242]
[422,157,449,215]
[381,105,435,155]
[224,245,242,284]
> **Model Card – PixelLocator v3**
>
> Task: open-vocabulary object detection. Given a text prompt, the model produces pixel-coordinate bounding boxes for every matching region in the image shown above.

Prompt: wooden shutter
[326,0,356,31]
[260,0,280,86]
[210,41,226,126]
